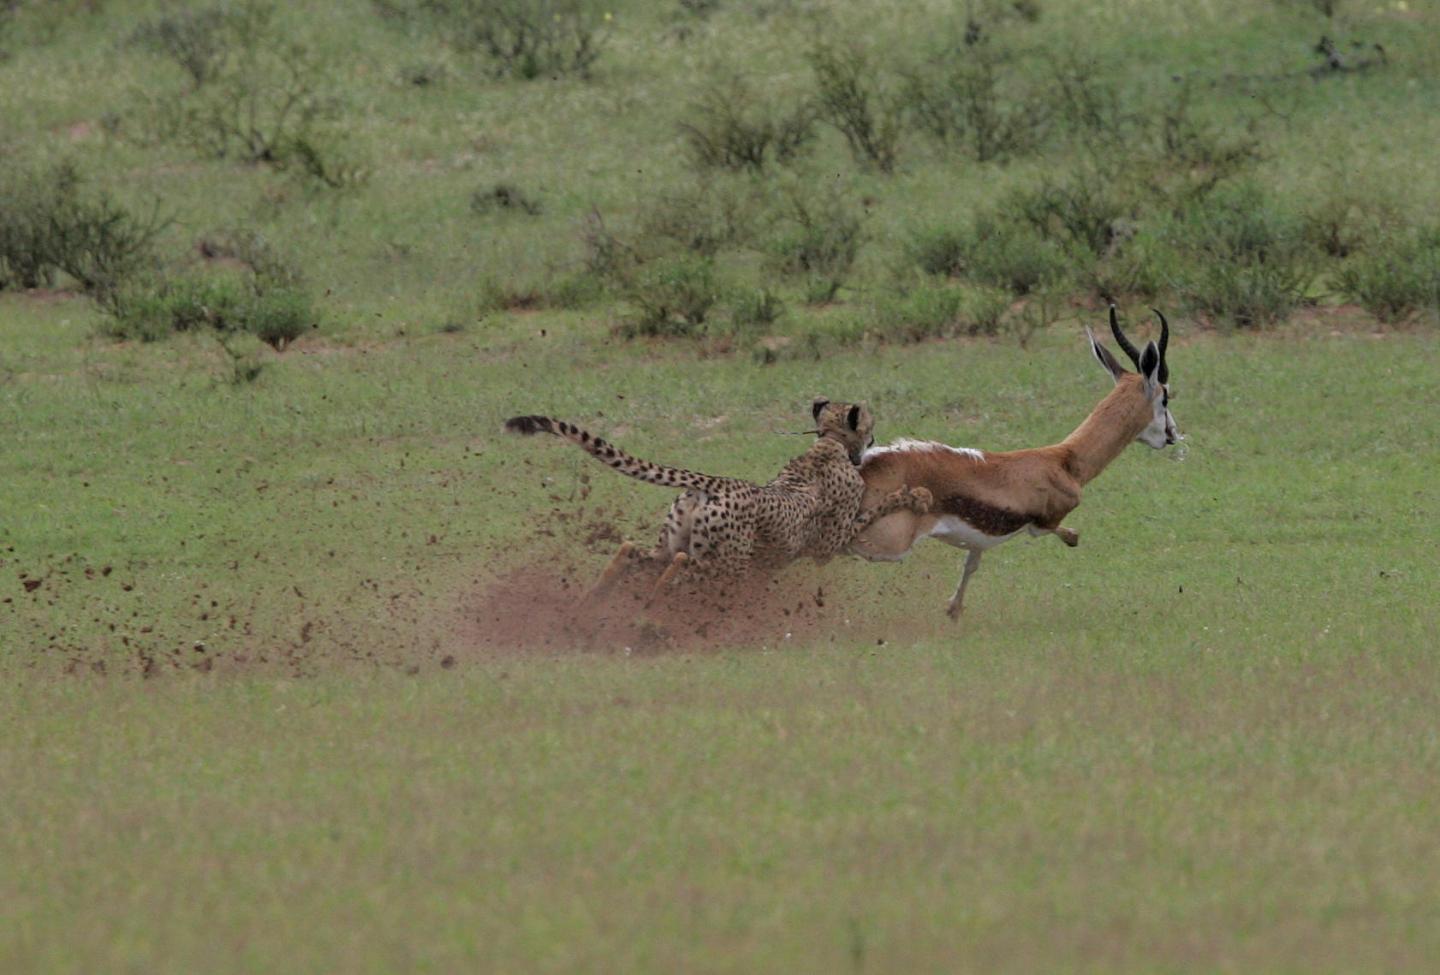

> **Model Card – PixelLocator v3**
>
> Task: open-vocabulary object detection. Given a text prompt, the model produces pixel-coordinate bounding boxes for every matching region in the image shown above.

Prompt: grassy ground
[3,0,1440,971]
[4,296,1440,971]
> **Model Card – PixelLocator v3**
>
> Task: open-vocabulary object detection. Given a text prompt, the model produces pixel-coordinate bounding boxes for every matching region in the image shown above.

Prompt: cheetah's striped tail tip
[504,415,548,436]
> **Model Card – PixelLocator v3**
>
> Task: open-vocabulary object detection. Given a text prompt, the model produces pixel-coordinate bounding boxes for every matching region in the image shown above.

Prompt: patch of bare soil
[458,548,853,655]
[8,499,926,681]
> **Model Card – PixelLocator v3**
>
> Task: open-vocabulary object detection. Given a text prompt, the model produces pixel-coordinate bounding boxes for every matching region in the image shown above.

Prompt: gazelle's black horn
[1152,308,1170,383]
[1109,304,1141,369]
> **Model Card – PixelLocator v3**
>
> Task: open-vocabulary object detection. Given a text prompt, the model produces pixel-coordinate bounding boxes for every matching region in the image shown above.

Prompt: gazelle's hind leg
[946,549,984,620]
[588,491,705,605]
[585,541,648,603]
[1027,524,1079,548]
[646,552,690,606]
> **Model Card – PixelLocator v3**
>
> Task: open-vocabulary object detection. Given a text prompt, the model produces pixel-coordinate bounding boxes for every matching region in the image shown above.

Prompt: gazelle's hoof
[945,601,963,621]
[1057,527,1079,548]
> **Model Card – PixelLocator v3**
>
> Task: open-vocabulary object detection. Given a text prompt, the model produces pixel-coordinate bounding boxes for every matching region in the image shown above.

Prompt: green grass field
[4,0,1440,971]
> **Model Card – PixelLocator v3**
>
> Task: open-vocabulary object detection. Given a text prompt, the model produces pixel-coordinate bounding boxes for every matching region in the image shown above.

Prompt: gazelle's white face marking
[1138,382,1180,450]
[1090,308,1180,450]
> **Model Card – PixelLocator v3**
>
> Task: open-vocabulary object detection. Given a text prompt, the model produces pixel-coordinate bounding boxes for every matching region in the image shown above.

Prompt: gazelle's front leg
[946,549,984,620]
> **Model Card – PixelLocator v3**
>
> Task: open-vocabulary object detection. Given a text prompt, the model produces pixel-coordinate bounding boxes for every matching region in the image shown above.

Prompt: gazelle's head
[1086,306,1180,450]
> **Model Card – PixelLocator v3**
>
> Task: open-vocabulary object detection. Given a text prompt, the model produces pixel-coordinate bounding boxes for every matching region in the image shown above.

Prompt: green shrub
[1145,83,1262,207]
[1300,194,1397,259]
[1337,229,1440,323]
[963,285,1013,335]
[902,40,1047,162]
[638,178,764,258]
[949,214,1069,296]
[907,225,968,277]
[868,283,1016,344]
[808,41,903,173]
[678,73,815,173]
[767,183,865,303]
[579,207,637,279]
[129,3,248,88]
[1007,172,1134,259]
[133,1,361,186]
[870,284,966,341]
[620,255,721,337]
[1088,223,1184,301]
[728,287,786,334]
[103,228,314,349]
[104,272,313,349]
[391,0,610,80]
[0,160,166,297]
[1173,184,1314,328]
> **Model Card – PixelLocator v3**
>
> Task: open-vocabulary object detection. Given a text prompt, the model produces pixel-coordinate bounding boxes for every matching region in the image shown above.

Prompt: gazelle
[850,306,1181,620]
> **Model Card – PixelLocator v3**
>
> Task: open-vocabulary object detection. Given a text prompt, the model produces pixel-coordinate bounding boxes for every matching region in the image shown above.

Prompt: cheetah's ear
[847,404,861,431]
[812,397,829,421]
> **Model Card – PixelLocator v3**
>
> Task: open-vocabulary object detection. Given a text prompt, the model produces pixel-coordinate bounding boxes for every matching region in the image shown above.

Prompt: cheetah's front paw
[904,486,933,515]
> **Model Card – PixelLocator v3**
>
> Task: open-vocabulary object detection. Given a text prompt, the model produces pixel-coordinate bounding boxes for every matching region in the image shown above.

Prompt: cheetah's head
[812,397,875,466]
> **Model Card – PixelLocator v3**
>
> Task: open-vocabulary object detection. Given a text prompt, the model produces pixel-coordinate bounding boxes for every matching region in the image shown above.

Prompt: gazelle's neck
[1058,378,1152,485]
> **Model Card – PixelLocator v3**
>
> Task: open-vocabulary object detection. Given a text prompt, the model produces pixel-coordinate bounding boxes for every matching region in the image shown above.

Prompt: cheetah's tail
[504,414,726,493]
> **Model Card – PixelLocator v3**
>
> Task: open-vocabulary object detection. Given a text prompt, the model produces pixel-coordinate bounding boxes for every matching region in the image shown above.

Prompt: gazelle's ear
[847,404,862,430]
[1139,340,1160,392]
[812,397,829,421]
[1086,327,1127,383]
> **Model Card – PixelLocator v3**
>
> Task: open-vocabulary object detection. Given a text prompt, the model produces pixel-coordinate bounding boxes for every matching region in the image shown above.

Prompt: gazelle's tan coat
[850,309,1180,619]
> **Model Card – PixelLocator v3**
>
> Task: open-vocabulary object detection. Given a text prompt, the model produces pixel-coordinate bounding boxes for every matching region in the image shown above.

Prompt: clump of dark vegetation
[471,182,543,216]
[678,73,815,173]
[913,213,1068,298]
[0,160,167,299]
[808,41,903,173]
[399,60,448,86]
[618,254,721,337]
[131,0,362,187]
[378,0,609,80]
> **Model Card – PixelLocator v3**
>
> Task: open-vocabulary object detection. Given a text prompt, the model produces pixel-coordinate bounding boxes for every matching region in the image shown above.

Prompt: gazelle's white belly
[926,515,1026,551]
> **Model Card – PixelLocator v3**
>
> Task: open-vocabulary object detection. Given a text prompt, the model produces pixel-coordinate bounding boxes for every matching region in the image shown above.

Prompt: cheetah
[503,398,931,602]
